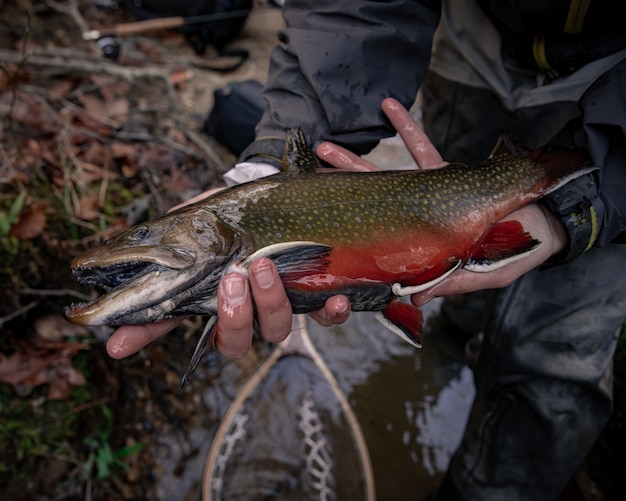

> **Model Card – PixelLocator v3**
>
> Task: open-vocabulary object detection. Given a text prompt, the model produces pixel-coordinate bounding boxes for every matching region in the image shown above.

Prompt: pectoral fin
[465,220,542,272]
[392,260,461,296]
[228,241,332,280]
[375,300,423,348]
[181,316,218,389]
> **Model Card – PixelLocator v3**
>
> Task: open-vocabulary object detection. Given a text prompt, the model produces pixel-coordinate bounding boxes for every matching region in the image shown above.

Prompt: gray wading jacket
[239,0,625,263]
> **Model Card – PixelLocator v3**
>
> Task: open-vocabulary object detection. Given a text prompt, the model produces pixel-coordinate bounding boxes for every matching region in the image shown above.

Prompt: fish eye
[133,227,149,240]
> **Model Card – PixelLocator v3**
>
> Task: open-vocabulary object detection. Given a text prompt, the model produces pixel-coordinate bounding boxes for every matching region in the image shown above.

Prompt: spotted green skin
[207,149,551,250]
[65,135,585,327]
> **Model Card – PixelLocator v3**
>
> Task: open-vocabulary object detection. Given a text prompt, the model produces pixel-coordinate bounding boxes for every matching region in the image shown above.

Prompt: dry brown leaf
[48,79,76,101]
[111,142,138,177]
[107,98,130,122]
[90,76,132,102]
[110,142,135,159]
[75,92,107,117]
[0,340,89,400]
[81,140,107,165]
[9,201,47,240]
[2,92,59,134]
[163,166,194,198]
[170,69,194,86]
[77,194,100,220]
[34,315,89,342]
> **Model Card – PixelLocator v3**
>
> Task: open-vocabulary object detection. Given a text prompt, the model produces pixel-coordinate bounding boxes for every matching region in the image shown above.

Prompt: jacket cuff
[237,137,285,169]
[541,176,600,264]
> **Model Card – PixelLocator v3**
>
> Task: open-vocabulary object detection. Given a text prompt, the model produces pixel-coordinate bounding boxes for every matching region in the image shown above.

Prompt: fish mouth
[64,258,176,325]
[72,260,160,291]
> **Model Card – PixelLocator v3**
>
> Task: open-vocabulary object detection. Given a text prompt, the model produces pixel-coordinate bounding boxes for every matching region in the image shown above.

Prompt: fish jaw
[64,208,245,326]
[63,254,231,325]
[64,266,193,325]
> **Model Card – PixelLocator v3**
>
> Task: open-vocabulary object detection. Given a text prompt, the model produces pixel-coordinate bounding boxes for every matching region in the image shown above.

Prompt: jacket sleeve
[239,0,441,166]
[543,57,626,262]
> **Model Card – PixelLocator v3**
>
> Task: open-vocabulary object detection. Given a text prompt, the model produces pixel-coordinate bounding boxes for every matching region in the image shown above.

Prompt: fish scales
[64,128,592,369]
[214,158,549,249]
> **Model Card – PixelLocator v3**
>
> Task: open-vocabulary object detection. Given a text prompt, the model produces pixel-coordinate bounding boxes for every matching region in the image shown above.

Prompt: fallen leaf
[34,315,89,342]
[75,92,107,117]
[77,194,100,220]
[0,340,89,400]
[111,142,138,177]
[48,79,76,101]
[9,201,47,240]
[107,98,130,123]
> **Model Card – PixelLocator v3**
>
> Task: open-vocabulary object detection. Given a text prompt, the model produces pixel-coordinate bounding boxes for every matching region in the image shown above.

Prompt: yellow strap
[564,0,591,34]
[532,35,558,74]
[584,205,599,253]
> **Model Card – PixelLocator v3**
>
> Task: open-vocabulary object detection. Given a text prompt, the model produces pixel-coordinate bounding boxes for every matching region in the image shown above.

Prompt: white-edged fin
[392,260,461,296]
[464,241,543,272]
[374,312,422,348]
[181,315,218,389]
[227,241,332,276]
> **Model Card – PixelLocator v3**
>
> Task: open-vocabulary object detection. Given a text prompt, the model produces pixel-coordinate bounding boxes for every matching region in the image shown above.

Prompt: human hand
[105,188,227,360]
[105,97,451,360]
[318,98,568,309]
[410,203,568,307]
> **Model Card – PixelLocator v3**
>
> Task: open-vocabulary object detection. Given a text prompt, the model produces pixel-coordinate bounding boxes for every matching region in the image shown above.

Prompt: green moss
[0,348,116,484]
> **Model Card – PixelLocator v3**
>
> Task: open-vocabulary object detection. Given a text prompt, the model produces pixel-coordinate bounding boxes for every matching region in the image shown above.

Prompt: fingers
[308,295,351,326]
[411,204,565,307]
[215,258,352,359]
[215,273,254,359]
[248,258,293,343]
[106,317,184,359]
[215,258,293,358]
[316,98,446,173]
[316,142,379,172]
[381,98,446,170]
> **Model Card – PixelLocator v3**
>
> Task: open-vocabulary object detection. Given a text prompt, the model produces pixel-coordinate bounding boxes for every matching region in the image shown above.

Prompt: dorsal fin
[282,127,322,174]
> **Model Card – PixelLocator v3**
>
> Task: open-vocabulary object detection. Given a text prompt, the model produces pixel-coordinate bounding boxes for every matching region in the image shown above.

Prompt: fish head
[64,206,244,326]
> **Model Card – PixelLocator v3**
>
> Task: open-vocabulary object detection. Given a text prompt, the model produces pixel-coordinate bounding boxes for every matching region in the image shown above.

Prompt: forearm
[250,0,440,158]
[543,57,626,263]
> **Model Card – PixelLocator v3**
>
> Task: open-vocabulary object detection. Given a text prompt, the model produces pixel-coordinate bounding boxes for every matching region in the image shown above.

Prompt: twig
[64,396,111,417]
[44,0,91,37]
[182,126,226,170]
[0,49,178,101]
[0,300,39,327]
[114,130,205,160]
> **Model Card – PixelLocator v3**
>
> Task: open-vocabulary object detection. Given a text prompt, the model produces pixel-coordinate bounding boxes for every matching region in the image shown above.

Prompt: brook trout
[65,129,590,379]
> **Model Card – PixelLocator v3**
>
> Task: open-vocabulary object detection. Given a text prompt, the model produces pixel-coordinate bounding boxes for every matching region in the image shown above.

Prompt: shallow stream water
[148,298,475,500]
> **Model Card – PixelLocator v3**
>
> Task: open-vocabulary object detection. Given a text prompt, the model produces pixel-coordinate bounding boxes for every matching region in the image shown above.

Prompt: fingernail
[251,261,274,289]
[223,275,246,306]
[336,301,349,316]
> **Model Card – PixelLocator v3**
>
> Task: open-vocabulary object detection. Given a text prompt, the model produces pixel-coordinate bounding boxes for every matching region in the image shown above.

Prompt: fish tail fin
[376,301,423,348]
[283,128,321,174]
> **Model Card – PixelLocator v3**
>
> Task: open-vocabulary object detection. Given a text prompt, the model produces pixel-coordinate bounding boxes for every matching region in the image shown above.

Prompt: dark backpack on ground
[123,0,253,56]
[204,79,265,155]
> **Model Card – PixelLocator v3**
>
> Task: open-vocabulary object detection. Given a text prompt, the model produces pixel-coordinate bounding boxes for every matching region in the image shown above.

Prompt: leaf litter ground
[0,1,624,500]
